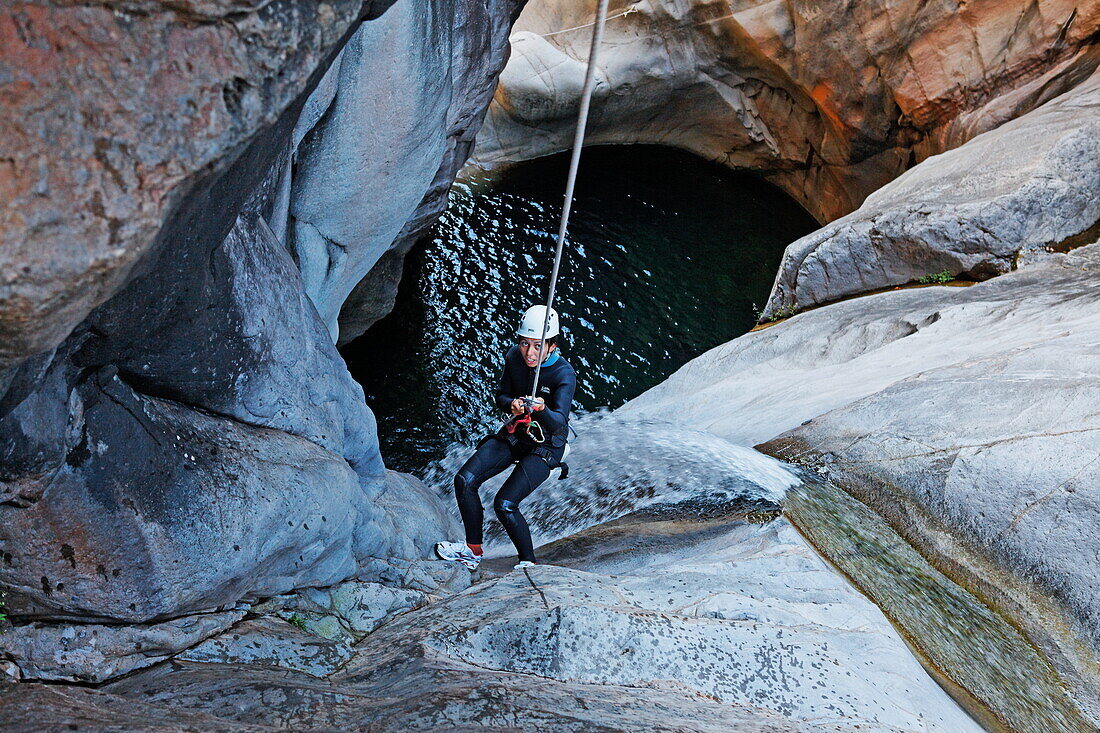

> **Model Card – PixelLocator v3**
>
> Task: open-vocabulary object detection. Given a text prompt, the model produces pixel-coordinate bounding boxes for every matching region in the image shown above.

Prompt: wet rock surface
[763,71,1100,317]
[474,0,1099,222]
[624,241,1100,718]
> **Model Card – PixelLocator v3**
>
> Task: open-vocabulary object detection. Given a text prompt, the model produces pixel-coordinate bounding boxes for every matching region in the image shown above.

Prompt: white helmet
[517,305,559,339]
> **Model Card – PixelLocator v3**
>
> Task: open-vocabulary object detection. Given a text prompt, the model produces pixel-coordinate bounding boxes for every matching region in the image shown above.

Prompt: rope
[530,0,610,404]
[539,5,637,37]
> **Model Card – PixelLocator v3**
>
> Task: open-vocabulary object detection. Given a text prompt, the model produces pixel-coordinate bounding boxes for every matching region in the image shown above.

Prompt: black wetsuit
[454,345,576,562]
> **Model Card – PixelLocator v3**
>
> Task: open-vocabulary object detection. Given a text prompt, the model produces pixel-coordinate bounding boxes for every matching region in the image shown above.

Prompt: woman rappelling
[435,305,575,571]
[436,0,605,573]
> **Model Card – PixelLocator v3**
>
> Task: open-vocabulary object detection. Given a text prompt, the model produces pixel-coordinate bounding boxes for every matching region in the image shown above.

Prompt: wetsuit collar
[540,350,560,367]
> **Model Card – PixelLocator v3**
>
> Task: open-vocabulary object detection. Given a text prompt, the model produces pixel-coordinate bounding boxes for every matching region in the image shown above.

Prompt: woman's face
[519,338,556,367]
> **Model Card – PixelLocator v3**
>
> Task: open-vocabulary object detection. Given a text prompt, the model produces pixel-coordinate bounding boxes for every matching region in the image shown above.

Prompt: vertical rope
[531,0,610,399]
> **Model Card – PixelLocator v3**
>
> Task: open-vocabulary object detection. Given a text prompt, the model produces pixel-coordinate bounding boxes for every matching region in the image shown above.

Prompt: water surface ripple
[342,146,817,473]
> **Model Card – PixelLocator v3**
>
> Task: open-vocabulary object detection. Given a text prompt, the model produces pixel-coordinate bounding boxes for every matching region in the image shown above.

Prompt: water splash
[423,411,797,556]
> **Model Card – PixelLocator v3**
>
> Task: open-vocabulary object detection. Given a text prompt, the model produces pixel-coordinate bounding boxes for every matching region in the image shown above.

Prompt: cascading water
[343,145,813,554]
[422,411,798,555]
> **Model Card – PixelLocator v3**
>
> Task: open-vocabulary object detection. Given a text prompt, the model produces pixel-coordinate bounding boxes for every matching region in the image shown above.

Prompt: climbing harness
[505,405,545,445]
[502,395,547,443]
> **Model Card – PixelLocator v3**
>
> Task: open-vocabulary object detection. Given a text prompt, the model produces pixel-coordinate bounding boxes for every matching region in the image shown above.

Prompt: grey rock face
[1,0,518,626]
[288,0,451,342]
[79,212,385,480]
[0,0,392,374]
[762,71,1100,318]
[624,241,1100,714]
[371,470,465,561]
[762,246,1100,648]
[0,367,372,622]
[178,616,356,678]
[0,610,245,683]
[284,0,523,343]
[0,210,392,622]
[355,555,473,596]
[266,579,432,642]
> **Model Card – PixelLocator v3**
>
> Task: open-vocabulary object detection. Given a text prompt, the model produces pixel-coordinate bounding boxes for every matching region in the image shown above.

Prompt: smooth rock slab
[0,508,969,730]
[178,616,354,678]
[89,513,947,731]
[416,518,978,731]
[624,241,1100,716]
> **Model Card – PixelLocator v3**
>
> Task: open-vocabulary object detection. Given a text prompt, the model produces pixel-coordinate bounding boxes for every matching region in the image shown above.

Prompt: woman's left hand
[531,397,545,412]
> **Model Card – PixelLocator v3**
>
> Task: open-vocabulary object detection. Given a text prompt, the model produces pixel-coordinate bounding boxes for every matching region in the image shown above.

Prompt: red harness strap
[506,413,532,434]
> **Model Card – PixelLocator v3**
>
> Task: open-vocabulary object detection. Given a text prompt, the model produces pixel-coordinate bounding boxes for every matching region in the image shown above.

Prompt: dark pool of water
[341,146,817,473]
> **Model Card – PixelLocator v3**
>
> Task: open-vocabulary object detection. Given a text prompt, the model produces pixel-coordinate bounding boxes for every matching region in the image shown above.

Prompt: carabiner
[526,418,545,444]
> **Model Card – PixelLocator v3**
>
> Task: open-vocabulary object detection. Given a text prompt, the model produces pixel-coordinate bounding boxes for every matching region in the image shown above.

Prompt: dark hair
[518,335,559,348]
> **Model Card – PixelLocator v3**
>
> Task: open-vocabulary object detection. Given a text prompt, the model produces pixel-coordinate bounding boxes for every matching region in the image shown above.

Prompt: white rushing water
[423,410,798,557]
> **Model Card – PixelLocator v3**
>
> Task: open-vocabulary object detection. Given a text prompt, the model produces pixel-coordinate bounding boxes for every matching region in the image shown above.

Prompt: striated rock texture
[473,0,1099,223]
[762,69,1100,317]
[0,609,246,683]
[0,0,514,625]
[622,241,1100,716]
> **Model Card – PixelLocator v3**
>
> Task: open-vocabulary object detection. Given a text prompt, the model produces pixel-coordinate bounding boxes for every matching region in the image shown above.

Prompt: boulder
[474,0,1099,222]
[0,368,372,621]
[762,70,1100,318]
[0,211,388,622]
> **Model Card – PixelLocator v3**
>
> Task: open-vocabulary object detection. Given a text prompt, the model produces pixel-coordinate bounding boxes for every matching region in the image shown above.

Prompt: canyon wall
[0,0,520,624]
[474,0,1098,223]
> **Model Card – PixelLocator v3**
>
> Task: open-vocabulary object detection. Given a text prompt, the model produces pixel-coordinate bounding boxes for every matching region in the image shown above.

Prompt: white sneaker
[435,541,482,571]
[513,561,536,570]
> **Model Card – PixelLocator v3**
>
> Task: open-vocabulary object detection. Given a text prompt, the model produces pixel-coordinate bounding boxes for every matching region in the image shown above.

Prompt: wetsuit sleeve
[495,362,516,413]
[533,366,575,433]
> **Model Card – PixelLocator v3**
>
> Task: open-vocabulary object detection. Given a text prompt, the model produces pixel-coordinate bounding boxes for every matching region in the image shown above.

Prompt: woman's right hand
[510,398,526,416]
